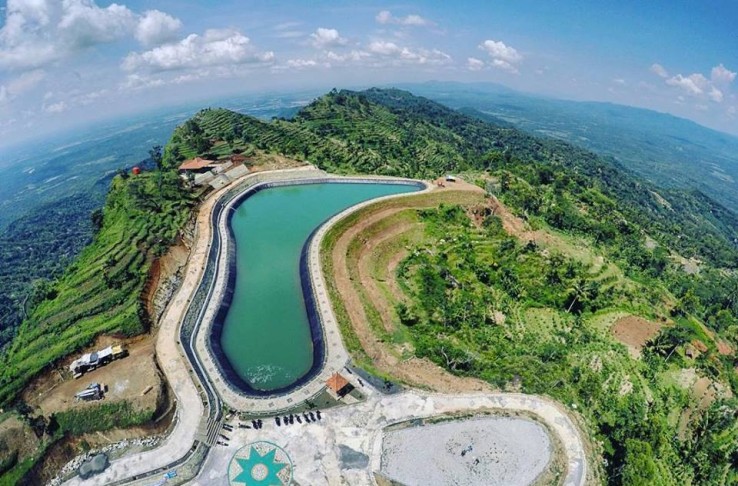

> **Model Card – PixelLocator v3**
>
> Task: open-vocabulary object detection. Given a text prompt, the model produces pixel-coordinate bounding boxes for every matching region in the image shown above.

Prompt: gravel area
[380,416,552,486]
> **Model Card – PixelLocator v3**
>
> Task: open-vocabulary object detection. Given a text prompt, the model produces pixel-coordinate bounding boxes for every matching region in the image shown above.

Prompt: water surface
[220,182,419,391]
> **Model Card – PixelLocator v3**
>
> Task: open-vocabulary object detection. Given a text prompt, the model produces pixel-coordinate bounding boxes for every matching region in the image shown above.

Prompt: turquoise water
[220,182,419,391]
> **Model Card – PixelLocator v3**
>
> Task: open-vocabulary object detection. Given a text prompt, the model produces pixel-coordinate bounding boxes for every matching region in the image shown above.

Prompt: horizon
[2,80,737,156]
[1,0,736,148]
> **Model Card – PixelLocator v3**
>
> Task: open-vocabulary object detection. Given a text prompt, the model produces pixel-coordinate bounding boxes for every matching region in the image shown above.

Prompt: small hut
[178,157,216,174]
[326,372,353,398]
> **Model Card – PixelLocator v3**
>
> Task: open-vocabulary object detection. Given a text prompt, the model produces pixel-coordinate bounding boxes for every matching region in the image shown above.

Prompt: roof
[179,157,215,170]
[326,372,350,393]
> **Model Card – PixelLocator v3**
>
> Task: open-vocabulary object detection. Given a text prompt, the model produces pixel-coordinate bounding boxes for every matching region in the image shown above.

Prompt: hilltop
[1,87,737,484]
[400,81,738,211]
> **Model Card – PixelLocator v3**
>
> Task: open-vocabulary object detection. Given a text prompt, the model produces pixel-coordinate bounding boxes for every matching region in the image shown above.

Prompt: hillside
[165,90,738,484]
[169,89,738,269]
[0,168,194,406]
[2,87,738,485]
[400,81,738,211]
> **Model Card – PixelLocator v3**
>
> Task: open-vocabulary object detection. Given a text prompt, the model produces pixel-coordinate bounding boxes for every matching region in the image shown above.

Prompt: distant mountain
[397,81,738,211]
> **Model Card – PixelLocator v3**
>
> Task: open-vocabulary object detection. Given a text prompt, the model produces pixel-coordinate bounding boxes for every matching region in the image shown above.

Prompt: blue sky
[0,0,736,146]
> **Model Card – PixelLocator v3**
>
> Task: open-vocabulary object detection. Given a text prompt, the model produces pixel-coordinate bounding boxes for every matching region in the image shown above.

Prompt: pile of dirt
[610,316,662,358]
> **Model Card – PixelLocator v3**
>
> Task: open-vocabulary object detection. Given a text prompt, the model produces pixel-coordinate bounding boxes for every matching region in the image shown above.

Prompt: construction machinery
[75,382,104,401]
[70,344,127,378]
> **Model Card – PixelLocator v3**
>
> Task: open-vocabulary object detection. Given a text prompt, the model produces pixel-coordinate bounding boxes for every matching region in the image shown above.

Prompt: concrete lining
[193,174,430,411]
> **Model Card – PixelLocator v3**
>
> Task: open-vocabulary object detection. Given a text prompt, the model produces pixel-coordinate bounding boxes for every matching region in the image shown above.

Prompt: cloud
[44,100,67,113]
[135,10,182,47]
[309,28,347,49]
[278,39,450,71]
[286,58,319,69]
[613,78,626,85]
[650,63,669,78]
[467,57,484,71]
[711,63,736,85]
[366,40,451,65]
[57,0,136,49]
[122,29,274,72]
[666,73,709,95]
[662,67,732,104]
[273,21,303,39]
[477,40,522,74]
[708,86,724,103]
[375,10,432,27]
[325,49,370,63]
[0,0,182,70]
[120,73,166,90]
[367,40,400,56]
[0,69,46,104]
[479,40,521,63]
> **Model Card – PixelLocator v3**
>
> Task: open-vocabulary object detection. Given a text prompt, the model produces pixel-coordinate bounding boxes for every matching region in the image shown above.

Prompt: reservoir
[219,181,420,392]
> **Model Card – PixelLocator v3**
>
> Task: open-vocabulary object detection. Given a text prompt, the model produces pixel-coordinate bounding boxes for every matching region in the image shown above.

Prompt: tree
[148,145,163,171]
[90,208,103,232]
[620,439,663,485]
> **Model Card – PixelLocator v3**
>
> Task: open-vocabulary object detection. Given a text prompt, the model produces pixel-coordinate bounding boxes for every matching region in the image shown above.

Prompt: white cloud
[476,40,522,74]
[286,58,319,69]
[367,40,401,56]
[0,0,182,70]
[366,40,451,65]
[666,73,708,95]
[273,21,303,39]
[325,49,370,63]
[650,63,669,78]
[57,0,136,49]
[120,73,166,90]
[613,78,626,85]
[309,28,347,49]
[467,57,484,71]
[479,40,521,63]
[122,29,274,72]
[375,10,432,27]
[135,10,182,47]
[491,59,518,74]
[0,69,45,104]
[711,63,736,85]
[708,86,724,103]
[662,65,733,104]
[44,100,67,113]
[6,69,45,94]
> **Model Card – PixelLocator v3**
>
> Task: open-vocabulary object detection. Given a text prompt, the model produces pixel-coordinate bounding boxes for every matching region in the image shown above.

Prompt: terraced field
[0,171,195,405]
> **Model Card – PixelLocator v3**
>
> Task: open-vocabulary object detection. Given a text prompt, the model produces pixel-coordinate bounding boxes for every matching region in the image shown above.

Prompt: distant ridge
[396,81,738,211]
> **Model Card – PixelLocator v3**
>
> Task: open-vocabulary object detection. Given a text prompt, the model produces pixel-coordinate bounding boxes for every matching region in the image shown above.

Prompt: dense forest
[0,183,108,351]
[2,88,737,484]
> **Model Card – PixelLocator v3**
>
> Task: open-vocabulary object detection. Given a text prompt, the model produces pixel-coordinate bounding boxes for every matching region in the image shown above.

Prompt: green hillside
[0,168,194,405]
[400,81,738,211]
[165,89,738,484]
[2,87,737,485]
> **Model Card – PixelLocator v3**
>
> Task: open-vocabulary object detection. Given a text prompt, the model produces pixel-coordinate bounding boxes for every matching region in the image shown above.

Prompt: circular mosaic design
[228,441,293,486]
